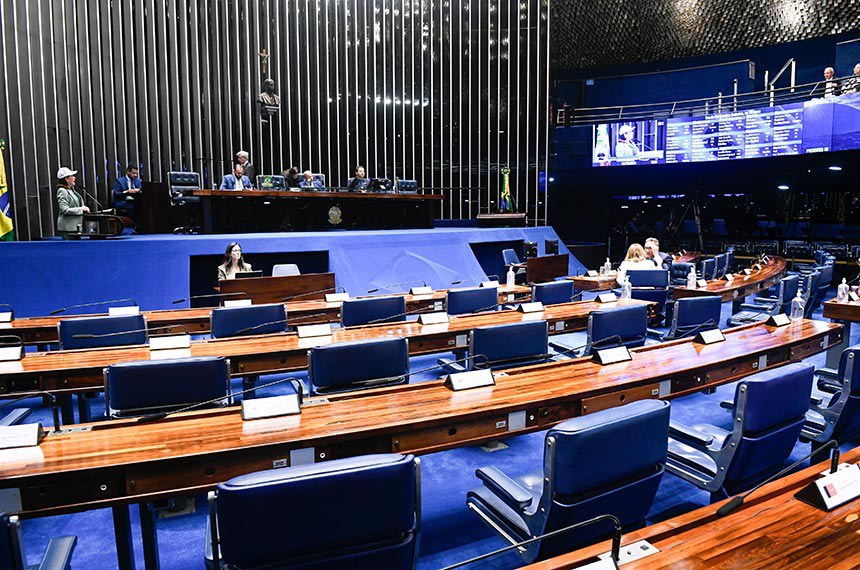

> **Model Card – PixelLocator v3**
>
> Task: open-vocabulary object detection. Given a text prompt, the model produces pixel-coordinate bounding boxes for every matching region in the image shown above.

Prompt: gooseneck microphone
[50,298,138,316]
[450,275,500,286]
[716,439,839,517]
[71,324,189,340]
[136,376,303,424]
[281,286,346,302]
[366,280,426,294]
[233,311,338,336]
[77,185,105,210]
[172,292,250,304]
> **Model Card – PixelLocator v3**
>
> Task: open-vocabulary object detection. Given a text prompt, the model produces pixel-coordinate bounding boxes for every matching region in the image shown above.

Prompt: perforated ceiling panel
[551,0,860,69]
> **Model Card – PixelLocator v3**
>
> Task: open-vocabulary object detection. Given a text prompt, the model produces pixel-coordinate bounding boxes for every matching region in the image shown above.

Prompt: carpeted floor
[15,287,859,569]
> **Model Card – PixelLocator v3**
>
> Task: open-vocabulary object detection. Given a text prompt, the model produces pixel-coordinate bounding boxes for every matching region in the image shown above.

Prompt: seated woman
[217,242,253,281]
[616,243,653,285]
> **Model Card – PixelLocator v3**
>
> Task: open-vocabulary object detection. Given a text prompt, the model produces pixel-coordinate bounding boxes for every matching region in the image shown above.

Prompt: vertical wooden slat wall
[0,0,549,240]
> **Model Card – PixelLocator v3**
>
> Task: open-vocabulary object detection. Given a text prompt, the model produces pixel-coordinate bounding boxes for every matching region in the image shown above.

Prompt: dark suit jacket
[112,176,143,214]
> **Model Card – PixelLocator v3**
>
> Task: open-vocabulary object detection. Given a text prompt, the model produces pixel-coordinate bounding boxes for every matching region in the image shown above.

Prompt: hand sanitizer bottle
[686,267,697,289]
[790,289,805,320]
[837,278,849,303]
[620,276,632,300]
[506,266,516,289]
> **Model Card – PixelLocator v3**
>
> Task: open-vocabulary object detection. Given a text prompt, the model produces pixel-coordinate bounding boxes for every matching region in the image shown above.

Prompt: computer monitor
[234,270,263,279]
[257,175,286,190]
[545,239,559,256]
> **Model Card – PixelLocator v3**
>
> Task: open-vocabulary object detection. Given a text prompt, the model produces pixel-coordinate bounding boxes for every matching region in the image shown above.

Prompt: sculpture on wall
[258,78,280,122]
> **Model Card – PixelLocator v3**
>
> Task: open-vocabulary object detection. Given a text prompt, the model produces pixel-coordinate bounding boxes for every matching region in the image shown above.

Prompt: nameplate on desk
[743,268,752,276]
[0,423,44,449]
[596,293,617,303]
[223,299,253,308]
[766,313,791,327]
[586,270,599,277]
[108,305,140,316]
[480,281,500,288]
[297,324,333,338]
[410,286,433,295]
[696,279,708,288]
[150,347,193,360]
[241,394,302,420]
[850,291,860,303]
[753,264,762,271]
[445,368,495,391]
[517,302,544,313]
[724,274,734,282]
[592,346,632,365]
[0,345,23,362]
[694,329,726,345]
[795,463,860,511]
[149,334,191,351]
[0,311,12,323]
[324,293,350,303]
[418,312,449,325]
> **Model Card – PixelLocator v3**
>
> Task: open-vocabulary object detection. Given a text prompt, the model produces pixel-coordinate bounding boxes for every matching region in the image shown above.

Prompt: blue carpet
[17,286,860,568]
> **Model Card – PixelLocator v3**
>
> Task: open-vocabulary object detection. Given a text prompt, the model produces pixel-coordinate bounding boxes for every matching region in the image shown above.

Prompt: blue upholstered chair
[583,304,648,356]
[801,271,821,319]
[466,400,670,564]
[206,454,420,570]
[104,356,230,418]
[802,346,860,450]
[446,286,498,316]
[531,281,576,305]
[439,321,550,373]
[666,362,813,501]
[0,512,76,570]
[662,296,722,341]
[670,262,694,286]
[341,296,407,327]
[308,337,409,395]
[713,254,728,279]
[210,303,287,338]
[502,248,526,284]
[726,274,799,327]
[625,269,669,314]
[699,258,716,281]
[58,314,147,350]
[725,250,735,273]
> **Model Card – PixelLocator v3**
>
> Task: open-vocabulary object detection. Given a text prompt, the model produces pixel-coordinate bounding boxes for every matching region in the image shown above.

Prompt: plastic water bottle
[506,266,516,289]
[620,276,632,300]
[790,289,805,320]
[603,258,612,274]
[686,267,697,289]
[837,278,850,303]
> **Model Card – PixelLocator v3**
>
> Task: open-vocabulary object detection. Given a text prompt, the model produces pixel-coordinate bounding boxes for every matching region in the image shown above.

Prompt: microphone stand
[0,391,61,432]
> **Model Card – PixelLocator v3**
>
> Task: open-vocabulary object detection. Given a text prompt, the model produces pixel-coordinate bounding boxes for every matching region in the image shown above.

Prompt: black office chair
[168,171,201,234]
[0,512,76,570]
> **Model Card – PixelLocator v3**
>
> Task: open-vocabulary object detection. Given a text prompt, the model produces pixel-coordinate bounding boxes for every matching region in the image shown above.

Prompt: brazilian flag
[499,165,512,213]
[0,139,12,241]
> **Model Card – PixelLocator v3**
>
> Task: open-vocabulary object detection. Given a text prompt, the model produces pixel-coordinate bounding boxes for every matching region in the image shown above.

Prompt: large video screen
[592,92,860,167]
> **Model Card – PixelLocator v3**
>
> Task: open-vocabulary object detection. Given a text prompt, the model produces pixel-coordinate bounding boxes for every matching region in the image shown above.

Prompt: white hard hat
[57,167,78,179]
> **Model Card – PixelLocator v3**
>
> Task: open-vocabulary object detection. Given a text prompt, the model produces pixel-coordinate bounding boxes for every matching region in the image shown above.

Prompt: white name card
[324,292,350,303]
[0,345,23,362]
[149,334,192,350]
[596,293,618,303]
[150,347,193,360]
[694,329,726,345]
[586,270,599,277]
[223,299,253,307]
[850,291,860,303]
[696,279,708,288]
[297,323,334,338]
[724,274,734,282]
[445,368,496,391]
[593,346,632,365]
[480,281,500,288]
[743,268,752,276]
[410,286,433,295]
[753,264,762,271]
[796,464,860,511]
[518,302,544,313]
[241,394,302,420]
[109,305,140,316]
[0,423,44,449]
[0,311,12,323]
[418,312,450,325]
[766,313,791,327]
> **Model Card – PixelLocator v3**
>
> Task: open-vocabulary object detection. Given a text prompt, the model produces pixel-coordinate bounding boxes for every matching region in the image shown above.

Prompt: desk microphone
[350,353,492,388]
[0,390,61,432]
[441,514,622,570]
[280,286,346,302]
[136,375,303,424]
[233,311,337,336]
[715,439,839,517]
[450,275,499,286]
[674,318,718,340]
[172,292,250,304]
[50,298,138,316]
[76,185,105,210]
[71,324,189,340]
[351,305,436,327]
[367,280,426,294]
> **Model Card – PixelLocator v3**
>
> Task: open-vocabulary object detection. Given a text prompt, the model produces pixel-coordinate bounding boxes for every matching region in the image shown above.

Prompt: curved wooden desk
[672,256,786,307]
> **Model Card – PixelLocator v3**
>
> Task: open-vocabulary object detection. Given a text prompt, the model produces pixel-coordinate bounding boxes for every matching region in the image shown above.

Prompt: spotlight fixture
[829,166,843,171]
[777,185,790,191]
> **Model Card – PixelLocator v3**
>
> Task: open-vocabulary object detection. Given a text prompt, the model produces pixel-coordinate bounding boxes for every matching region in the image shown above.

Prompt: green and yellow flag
[0,139,13,241]
[499,165,512,212]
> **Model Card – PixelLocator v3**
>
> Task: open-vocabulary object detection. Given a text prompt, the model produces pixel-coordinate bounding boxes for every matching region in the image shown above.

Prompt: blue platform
[1,227,583,317]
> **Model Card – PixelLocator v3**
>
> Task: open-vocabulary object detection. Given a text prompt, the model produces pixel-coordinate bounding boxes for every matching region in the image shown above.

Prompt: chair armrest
[646,328,665,341]
[810,395,824,407]
[37,536,77,570]
[815,367,839,381]
[669,421,714,449]
[437,357,466,374]
[476,467,533,511]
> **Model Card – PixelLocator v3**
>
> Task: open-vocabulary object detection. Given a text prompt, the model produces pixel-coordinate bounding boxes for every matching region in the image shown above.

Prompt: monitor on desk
[235,270,263,279]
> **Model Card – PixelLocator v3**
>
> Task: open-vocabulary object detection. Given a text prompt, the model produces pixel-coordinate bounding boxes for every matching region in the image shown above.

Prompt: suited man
[112,164,142,219]
[56,167,89,239]
[235,150,256,181]
[299,170,323,189]
[644,237,671,270]
[812,67,840,98]
[220,164,253,190]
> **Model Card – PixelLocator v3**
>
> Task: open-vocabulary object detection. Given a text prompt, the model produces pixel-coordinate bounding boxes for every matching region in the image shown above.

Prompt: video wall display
[592,92,860,166]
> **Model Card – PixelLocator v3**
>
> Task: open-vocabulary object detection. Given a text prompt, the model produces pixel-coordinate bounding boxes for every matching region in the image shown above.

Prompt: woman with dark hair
[217,242,252,281]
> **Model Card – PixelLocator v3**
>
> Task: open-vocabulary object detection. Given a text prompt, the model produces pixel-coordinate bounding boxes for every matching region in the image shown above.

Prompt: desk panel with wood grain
[672,256,786,303]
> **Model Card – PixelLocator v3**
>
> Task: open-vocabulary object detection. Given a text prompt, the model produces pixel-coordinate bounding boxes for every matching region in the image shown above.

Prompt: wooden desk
[526,254,570,284]
[4,288,530,348]
[0,319,839,519]
[823,298,860,368]
[0,299,653,398]
[219,272,336,304]
[195,189,443,232]
[567,273,619,292]
[675,251,700,264]
[526,446,860,570]
[672,256,786,309]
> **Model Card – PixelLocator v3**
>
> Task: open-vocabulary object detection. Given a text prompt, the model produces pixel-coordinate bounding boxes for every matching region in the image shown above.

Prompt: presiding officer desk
[0,298,655,399]
[525,445,860,569]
